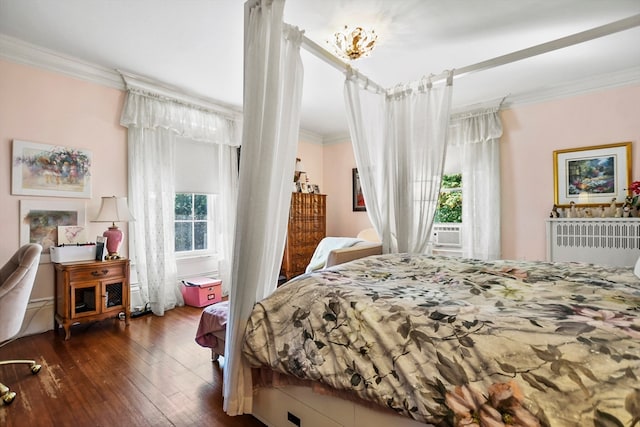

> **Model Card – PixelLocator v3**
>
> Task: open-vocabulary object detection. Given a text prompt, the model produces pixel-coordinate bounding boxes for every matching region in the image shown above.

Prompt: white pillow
[635,255,640,279]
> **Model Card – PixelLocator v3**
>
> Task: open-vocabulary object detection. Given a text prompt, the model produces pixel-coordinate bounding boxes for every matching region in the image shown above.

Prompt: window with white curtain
[431,146,463,256]
[174,137,221,262]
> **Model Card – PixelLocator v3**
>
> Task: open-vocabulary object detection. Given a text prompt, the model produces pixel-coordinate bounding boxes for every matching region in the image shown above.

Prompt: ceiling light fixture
[331,25,378,61]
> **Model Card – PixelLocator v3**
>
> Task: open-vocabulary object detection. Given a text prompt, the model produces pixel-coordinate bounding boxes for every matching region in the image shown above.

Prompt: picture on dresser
[553,141,631,207]
[12,139,92,198]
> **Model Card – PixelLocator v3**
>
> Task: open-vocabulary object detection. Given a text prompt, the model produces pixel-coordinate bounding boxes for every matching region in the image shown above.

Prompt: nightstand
[54,259,130,340]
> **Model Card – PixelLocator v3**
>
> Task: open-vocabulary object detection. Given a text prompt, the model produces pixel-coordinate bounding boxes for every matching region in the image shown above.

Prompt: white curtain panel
[223,0,304,415]
[448,108,503,260]
[126,126,179,316]
[121,89,240,313]
[345,74,453,253]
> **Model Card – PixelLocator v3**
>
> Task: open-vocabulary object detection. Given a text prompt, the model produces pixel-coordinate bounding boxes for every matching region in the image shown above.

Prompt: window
[434,174,462,223]
[175,193,218,254]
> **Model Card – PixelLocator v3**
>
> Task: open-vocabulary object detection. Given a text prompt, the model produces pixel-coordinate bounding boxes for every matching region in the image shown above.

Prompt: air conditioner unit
[432,224,461,247]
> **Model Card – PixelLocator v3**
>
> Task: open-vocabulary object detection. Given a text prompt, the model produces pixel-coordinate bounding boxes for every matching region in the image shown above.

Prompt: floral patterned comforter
[242,254,640,427]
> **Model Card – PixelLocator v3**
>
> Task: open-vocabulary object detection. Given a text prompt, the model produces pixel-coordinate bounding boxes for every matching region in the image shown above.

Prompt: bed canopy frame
[300,13,640,93]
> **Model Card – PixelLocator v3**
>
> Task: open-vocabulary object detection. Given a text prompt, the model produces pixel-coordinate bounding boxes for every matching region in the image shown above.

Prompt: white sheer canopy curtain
[448,107,503,260]
[224,0,304,415]
[345,72,453,253]
[120,88,240,316]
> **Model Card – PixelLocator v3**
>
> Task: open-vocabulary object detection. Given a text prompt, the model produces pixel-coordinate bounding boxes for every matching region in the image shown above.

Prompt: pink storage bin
[180,277,222,307]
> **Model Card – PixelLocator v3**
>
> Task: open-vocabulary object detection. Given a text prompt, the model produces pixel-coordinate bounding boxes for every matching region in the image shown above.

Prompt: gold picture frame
[553,141,631,207]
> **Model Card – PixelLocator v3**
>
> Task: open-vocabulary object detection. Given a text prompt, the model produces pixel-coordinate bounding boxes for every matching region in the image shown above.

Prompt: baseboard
[20,297,55,337]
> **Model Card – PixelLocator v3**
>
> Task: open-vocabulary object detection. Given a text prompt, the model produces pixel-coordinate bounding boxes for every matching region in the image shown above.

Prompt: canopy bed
[222,1,640,426]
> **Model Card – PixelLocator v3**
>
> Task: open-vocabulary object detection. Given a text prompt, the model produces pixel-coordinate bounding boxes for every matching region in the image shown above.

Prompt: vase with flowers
[626,180,640,217]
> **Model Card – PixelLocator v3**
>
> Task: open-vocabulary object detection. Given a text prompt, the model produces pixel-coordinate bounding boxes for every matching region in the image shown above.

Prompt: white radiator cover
[546,218,640,267]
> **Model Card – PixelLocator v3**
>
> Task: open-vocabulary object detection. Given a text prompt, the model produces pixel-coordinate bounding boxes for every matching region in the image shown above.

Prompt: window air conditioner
[432,224,461,247]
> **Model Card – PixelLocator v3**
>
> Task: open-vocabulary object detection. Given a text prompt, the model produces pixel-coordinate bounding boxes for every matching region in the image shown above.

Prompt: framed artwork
[57,226,87,245]
[12,139,92,198]
[352,168,366,212]
[312,184,320,194]
[20,200,86,263]
[553,142,631,207]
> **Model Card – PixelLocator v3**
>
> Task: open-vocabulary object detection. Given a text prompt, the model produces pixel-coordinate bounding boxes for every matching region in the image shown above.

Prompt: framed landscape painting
[20,200,86,263]
[12,140,92,198]
[553,142,631,207]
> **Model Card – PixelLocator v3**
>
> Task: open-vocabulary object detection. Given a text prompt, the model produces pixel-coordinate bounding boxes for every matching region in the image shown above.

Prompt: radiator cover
[546,218,640,267]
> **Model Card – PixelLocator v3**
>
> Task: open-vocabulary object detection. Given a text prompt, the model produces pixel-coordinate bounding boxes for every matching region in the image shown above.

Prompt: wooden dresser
[281,193,326,279]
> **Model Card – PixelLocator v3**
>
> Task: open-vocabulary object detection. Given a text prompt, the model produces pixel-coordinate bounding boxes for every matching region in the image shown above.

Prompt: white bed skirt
[252,385,431,427]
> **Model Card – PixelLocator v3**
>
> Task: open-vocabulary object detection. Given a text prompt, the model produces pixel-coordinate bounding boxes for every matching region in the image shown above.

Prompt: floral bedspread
[242,254,640,427]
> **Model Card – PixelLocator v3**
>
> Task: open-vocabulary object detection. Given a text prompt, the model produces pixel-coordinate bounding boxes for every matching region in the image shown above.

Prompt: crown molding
[505,67,640,107]
[321,133,352,145]
[298,129,323,145]
[0,34,125,90]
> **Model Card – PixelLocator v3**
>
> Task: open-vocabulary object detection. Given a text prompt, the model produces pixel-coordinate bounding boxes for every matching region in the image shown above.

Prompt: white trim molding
[0,34,124,90]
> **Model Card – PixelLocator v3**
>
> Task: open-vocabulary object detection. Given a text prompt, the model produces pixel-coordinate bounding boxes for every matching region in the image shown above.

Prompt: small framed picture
[300,182,309,193]
[312,184,320,194]
[352,168,366,211]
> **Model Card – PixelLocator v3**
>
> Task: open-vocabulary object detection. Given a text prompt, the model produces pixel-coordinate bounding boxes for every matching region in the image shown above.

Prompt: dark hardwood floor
[0,305,265,427]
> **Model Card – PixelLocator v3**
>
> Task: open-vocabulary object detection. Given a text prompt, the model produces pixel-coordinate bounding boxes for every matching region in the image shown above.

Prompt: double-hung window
[175,193,218,254]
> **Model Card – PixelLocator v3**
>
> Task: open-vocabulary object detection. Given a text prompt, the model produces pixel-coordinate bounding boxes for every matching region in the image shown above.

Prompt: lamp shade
[92,196,135,258]
[93,196,135,223]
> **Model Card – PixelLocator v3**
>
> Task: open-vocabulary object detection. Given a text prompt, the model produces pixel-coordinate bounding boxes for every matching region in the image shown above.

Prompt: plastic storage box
[50,245,97,263]
[180,277,222,307]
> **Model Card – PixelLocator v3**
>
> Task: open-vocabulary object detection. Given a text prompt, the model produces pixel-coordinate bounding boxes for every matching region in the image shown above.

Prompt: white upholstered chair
[0,243,43,405]
[356,227,381,243]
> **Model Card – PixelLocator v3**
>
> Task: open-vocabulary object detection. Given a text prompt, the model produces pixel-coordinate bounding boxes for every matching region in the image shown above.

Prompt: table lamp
[92,196,135,260]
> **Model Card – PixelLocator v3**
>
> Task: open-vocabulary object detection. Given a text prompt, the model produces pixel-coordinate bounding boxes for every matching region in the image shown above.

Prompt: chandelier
[331,26,378,61]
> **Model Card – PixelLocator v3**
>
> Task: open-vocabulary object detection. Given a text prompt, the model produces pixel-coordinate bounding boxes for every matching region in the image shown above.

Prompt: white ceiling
[1,0,639,138]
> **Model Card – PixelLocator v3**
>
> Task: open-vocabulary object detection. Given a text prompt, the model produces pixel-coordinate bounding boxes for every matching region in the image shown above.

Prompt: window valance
[120,88,241,147]
[448,106,503,146]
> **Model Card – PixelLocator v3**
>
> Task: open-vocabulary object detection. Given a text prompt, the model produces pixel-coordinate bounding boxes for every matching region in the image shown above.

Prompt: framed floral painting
[12,140,92,198]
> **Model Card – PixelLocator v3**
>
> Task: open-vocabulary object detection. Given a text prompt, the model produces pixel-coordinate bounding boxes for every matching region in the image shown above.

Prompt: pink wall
[501,85,640,261]
[0,60,128,299]
[296,137,324,193]
[322,138,373,237]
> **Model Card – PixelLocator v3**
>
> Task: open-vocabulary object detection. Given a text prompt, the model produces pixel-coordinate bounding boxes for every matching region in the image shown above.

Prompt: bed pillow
[635,255,640,279]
